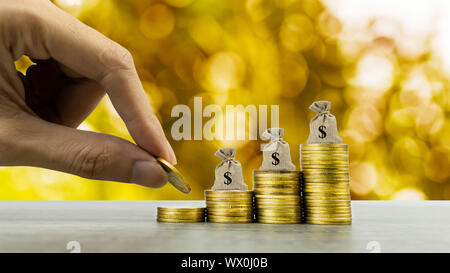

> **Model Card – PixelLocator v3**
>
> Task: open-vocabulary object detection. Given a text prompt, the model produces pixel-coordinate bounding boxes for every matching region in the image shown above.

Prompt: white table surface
[0,201,448,253]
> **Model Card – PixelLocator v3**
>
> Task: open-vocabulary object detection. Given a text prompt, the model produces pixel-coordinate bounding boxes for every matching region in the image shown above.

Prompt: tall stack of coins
[300,144,352,225]
[157,207,205,223]
[253,171,302,224]
[205,190,254,223]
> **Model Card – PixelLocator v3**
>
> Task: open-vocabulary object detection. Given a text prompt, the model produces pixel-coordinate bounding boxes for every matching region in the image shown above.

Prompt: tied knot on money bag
[259,128,296,171]
[212,148,248,191]
[306,101,343,144]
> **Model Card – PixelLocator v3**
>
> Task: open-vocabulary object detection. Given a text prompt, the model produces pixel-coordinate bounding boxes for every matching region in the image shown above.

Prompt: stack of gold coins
[157,207,205,223]
[300,144,352,225]
[253,171,302,224]
[205,190,254,223]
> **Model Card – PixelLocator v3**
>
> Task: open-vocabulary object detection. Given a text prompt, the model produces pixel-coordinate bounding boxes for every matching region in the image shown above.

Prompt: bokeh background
[7,0,450,200]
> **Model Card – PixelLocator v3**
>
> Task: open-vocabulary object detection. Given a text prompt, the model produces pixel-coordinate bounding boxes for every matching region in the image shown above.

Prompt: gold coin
[208,219,253,223]
[254,189,300,193]
[157,217,205,223]
[256,201,300,206]
[205,190,253,195]
[301,154,348,159]
[303,188,350,193]
[303,179,350,183]
[303,181,350,185]
[254,183,300,187]
[158,207,204,212]
[304,204,351,208]
[305,216,352,220]
[256,194,300,199]
[305,201,351,205]
[303,180,349,184]
[301,158,348,162]
[258,219,301,224]
[304,190,350,194]
[156,157,191,194]
[207,215,253,220]
[305,219,352,223]
[207,207,251,212]
[303,173,349,176]
[253,170,300,175]
[303,180,350,184]
[205,197,253,201]
[256,207,300,211]
[302,188,350,193]
[255,199,300,203]
[256,203,300,207]
[206,205,253,210]
[301,153,348,157]
[254,192,299,196]
[254,181,300,185]
[302,167,348,170]
[207,212,253,217]
[301,144,348,149]
[304,200,351,205]
[257,208,300,213]
[301,154,348,158]
[253,179,300,183]
[254,173,300,177]
[257,214,302,220]
[157,218,205,223]
[157,212,204,218]
[305,211,352,217]
[257,216,301,221]
[207,211,252,216]
[254,185,300,189]
[304,197,351,202]
[302,163,348,168]
[205,197,253,202]
[206,202,253,207]
[301,163,348,167]
[302,169,349,173]
[305,209,352,214]
[301,150,348,154]
[303,176,350,180]
[157,215,205,220]
[254,176,300,179]
[305,217,352,223]
[257,212,301,217]
[301,159,348,162]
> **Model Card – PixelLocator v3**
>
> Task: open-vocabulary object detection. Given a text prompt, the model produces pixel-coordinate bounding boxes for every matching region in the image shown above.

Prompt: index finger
[33,2,176,164]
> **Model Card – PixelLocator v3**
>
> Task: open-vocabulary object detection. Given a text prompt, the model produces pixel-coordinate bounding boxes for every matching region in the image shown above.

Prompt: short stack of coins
[300,144,352,225]
[253,171,302,224]
[205,190,254,223]
[157,207,205,223]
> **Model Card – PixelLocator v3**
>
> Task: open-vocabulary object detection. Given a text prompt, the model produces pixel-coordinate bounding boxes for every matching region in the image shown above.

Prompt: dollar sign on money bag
[224,171,232,185]
[318,125,327,139]
[271,152,280,166]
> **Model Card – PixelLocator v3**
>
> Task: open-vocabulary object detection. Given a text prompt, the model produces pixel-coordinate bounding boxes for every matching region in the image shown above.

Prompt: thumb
[2,113,167,188]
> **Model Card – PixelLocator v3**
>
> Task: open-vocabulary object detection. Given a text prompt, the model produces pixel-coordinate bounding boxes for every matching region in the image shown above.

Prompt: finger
[0,112,168,188]
[24,60,105,127]
[19,2,176,164]
[55,79,105,127]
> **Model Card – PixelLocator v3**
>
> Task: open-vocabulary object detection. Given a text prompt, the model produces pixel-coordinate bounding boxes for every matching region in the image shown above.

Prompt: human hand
[0,0,177,188]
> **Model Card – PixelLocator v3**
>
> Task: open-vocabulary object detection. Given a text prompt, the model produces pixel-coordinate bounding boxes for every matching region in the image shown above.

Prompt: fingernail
[167,140,177,165]
[131,161,168,188]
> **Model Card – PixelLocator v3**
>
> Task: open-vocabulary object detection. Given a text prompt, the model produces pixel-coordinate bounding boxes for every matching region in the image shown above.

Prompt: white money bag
[306,101,343,144]
[259,128,296,171]
[212,148,248,191]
